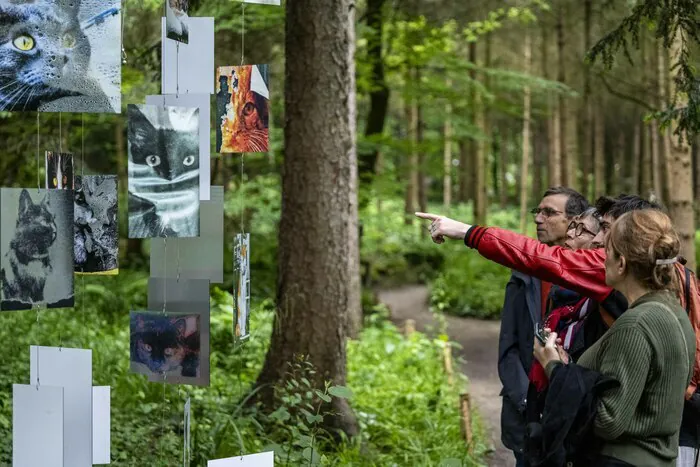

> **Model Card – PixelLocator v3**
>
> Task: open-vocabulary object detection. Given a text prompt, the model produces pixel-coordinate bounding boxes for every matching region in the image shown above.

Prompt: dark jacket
[498,270,541,452]
[525,362,620,467]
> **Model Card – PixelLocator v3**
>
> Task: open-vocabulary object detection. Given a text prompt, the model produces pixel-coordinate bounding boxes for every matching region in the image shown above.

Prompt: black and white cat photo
[74,175,118,274]
[127,103,200,238]
[0,188,74,311]
[165,0,189,44]
[0,0,121,112]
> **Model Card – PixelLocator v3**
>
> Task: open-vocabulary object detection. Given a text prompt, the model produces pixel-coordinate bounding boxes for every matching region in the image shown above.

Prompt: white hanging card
[92,386,111,464]
[208,451,274,467]
[13,384,64,467]
[162,17,215,95]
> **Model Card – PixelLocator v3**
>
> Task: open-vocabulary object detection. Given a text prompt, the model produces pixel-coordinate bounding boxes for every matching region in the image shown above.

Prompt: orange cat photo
[216,65,270,153]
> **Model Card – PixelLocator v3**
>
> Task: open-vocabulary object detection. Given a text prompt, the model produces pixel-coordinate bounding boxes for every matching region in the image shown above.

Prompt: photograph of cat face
[74,175,118,274]
[166,0,189,44]
[0,0,122,113]
[0,188,74,311]
[127,104,200,238]
[130,311,201,381]
[45,152,74,190]
[216,65,270,153]
[233,233,250,339]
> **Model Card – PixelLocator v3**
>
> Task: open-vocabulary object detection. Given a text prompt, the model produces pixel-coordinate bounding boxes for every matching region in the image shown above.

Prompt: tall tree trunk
[556,3,569,187]
[458,140,470,203]
[417,90,427,218]
[256,0,360,436]
[520,30,532,234]
[631,120,641,195]
[358,0,389,211]
[473,42,487,225]
[641,121,652,197]
[533,121,545,201]
[659,42,673,205]
[651,121,662,200]
[594,104,605,198]
[694,137,700,220]
[404,81,418,225]
[667,33,695,271]
[581,0,593,199]
[545,23,562,187]
[499,124,508,208]
[443,82,453,209]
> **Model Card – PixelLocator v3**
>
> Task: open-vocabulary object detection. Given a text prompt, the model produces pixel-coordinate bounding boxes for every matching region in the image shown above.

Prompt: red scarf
[529,298,590,392]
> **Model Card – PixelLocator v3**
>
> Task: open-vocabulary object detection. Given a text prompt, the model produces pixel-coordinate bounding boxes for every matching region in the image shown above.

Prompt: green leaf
[314,390,332,403]
[328,385,353,400]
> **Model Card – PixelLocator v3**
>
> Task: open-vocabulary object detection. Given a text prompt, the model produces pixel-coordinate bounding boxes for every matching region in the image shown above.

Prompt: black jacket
[498,271,541,452]
[525,362,620,467]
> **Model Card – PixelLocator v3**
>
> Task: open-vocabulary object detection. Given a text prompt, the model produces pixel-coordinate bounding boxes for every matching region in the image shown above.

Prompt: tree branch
[597,73,655,110]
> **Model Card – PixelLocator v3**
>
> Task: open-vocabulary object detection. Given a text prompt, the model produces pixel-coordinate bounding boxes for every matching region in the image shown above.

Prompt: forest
[0,0,698,465]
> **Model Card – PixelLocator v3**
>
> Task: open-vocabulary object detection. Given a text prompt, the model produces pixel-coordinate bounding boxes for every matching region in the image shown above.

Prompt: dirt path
[377,285,514,467]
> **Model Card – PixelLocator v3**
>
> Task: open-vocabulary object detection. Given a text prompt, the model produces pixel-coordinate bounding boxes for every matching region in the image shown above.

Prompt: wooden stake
[404,319,415,336]
[443,343,454,386]
[460,392,473,452]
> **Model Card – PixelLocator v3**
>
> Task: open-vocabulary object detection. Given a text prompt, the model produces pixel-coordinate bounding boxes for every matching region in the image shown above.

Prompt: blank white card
[30,346,93,467]
[162,17,215,95]
[13,384,64,467]
[208,451,274,467]
[93,386,111,465]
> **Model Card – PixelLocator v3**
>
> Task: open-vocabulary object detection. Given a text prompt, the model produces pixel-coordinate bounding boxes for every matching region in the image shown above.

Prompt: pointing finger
[415,212,440,221]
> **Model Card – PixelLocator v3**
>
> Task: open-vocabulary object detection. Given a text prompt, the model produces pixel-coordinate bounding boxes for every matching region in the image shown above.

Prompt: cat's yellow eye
[52,177,58,187]
[62,33,76,49]
[183,155,195,166]
[13,35,35,52]
[146,155,161,167]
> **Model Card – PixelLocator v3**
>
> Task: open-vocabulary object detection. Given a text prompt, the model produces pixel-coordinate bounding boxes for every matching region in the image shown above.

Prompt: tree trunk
[593,104,605,198]
[520,30,532,234]
[499,124,508,208]
[357,0,389,211]
[417,92,427,217]
[581,0,593,199]
[556,3,569,187]
[631,120,641,195]
[667,33,695,272]
[651,121,662,201]
[443,81,453,209]
[658,42,673,206]
[641,121,652,198]
[458,140,470,203]
[404,83,418,225]
[533,121,545,201]
[546,20,562,188]
[255,0,360,436]
[473,41,487,225]
[694,136,700,220]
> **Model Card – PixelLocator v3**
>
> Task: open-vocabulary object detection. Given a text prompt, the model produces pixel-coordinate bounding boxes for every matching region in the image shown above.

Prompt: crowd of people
[416,188,700,467]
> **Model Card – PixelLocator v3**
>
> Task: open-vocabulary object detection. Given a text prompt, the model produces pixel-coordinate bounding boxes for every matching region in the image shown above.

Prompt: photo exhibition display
[2,0,281,463]
[0,0,122,113]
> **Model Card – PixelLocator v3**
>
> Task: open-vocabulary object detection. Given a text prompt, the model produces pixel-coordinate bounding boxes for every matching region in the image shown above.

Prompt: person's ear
[618,255,627,277]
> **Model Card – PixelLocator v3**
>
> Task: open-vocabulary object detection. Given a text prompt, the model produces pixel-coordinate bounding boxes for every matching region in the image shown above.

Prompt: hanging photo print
[45,152,74,189]
[233,233,250,339]
[127,104,200,238]
[130,311,202,382]
[216,65,270,153]
[0,0,122,113]
[0,189,74,311]
[74,175,118,274]
[166,0,189,44]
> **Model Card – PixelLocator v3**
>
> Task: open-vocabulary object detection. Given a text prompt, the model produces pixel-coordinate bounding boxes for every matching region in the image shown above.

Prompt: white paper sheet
[92,386,111,464]
[207,451,274,467]
[162,17,215,95]
[146,94,211,201]
[13,384,64,467]
[184,397,191,467]
[30,346,92,467]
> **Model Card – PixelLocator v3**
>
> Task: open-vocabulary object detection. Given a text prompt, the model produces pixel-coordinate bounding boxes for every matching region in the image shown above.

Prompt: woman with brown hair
[534,209,696,466]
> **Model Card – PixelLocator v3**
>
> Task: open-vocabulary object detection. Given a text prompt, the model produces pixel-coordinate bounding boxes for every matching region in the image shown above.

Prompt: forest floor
[377,285,514,467]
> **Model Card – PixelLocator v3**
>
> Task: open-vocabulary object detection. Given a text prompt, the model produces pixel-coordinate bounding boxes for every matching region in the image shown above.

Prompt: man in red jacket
[417,194,700,466]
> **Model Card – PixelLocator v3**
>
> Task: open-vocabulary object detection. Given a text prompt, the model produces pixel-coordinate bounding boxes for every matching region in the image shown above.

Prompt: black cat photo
[0,188,74,311]
[127,103,200,238]
[130,311,201,381]
[74,175,118,274]
[0,0,121,112]
[45,151,74,189]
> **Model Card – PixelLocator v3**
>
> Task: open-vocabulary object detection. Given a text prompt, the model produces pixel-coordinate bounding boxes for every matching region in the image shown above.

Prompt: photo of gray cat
[0,0,121,113]
[166,0,189,44]
[74,175,118,274]
[0,188,74,311]
[130,311,201,381]
[127,104,200,238]
[45,151,74,189]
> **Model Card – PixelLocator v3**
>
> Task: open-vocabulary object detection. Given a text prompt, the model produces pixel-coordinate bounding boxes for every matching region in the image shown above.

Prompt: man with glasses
[498,186,588,467]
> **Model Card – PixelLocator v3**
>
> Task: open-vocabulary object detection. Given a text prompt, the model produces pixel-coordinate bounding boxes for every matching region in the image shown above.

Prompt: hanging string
[59,112,62,154]
[121,3,127,64]
[36,112,40,191]
[81,113,84,177]
[35,347,40,390]
[163,238,167,314]
[241,3,245,66]
[176,42,180,97]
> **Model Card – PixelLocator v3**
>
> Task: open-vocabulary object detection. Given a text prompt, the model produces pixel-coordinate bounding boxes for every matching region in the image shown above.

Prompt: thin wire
[121,2,127,64]
[163,238,167,314]
[36,112,40,191]
[35,347,40,390]
[241,3,245,66]
[176,42,180,97]
[59,112,62,154]
[81,113,84,177]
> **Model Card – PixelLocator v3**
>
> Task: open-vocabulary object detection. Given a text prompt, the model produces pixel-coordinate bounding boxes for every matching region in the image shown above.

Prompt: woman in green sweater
[534,209,696,467]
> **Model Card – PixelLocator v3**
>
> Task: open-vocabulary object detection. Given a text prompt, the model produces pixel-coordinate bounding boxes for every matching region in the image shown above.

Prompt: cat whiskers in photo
[1,189,57,306]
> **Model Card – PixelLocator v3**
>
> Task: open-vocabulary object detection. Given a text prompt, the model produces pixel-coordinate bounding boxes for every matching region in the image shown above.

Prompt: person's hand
[415,212,472,244]
[533,329,564,370]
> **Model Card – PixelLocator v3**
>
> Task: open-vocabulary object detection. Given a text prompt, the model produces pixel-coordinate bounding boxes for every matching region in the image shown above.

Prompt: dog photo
[74,175,118,274]
[130,311,201,381]
[216,65,270,153]
[233,233,250,339]
[0,0,122,113]
[166,0,189,44]
[45,152,74,190]
[127,104,200,238]
[0,189,74,311]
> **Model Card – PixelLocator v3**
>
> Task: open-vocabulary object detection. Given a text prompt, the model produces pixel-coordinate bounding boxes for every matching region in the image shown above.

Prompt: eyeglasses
[531,207,563,218]
[567,221,598,238]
